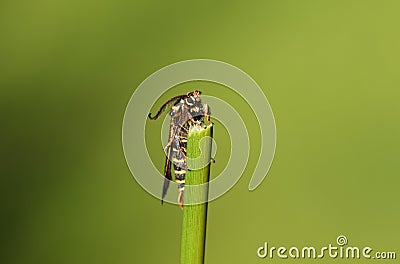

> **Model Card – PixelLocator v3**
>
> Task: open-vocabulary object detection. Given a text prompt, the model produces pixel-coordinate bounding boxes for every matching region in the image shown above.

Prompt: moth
[148,90,210,208]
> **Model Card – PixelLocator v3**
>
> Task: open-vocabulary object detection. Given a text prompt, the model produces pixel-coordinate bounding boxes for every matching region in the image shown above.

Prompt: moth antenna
[148,94,187,120]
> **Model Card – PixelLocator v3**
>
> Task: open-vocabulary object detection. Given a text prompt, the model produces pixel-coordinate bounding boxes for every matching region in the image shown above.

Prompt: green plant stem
[180,124,213,264]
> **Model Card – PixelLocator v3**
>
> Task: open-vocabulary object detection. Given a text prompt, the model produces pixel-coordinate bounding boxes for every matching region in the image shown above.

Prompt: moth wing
[161,144,172,204]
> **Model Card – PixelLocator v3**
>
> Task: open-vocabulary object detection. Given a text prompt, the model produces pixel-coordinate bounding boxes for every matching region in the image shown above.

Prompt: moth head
[193,90,201,96]
[189,90,202,102]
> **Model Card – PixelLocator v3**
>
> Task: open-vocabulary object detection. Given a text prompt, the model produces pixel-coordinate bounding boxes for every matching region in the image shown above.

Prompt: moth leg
[173,161,186,209]
[175,171,185,209]
[203,103,212,124]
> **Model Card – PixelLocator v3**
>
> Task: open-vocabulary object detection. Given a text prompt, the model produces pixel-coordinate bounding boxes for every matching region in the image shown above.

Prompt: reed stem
[180,124,213,264]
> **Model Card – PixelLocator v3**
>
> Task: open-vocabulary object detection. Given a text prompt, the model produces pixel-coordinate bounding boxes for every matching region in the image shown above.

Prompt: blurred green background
[1,0,400,263]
